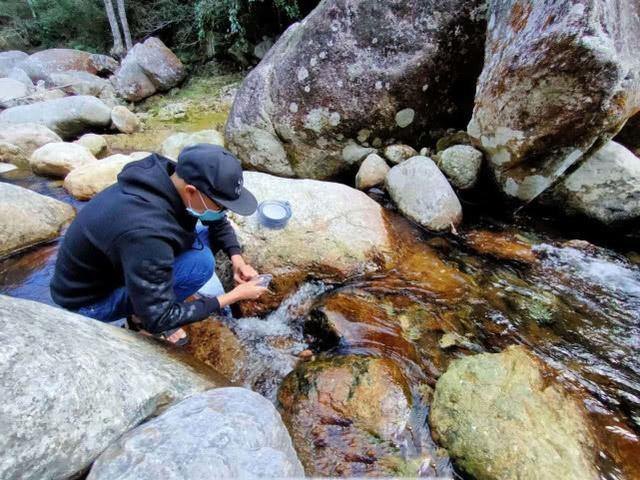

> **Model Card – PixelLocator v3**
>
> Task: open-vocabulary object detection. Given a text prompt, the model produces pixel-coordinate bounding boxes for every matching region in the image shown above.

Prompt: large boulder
[386,156,462,231]
[227,171,392,311]
[0,294,227,480]
[159,130,224,160]
[468,0,640,201]
[30,142,97,178]
[0,78,29,108]
[48,70,112,97]
[225,0,486,179]
[547,141,640,225]
[0,123,62,168]
[430,346,597,480]
[19,48,116,82]
[0,183,74,257]
[278,355,413,477]
[63,153,138,200]
[0,50,28,77]
[0,95,112,138]
[88,387,304,479]
[113,37,185,101]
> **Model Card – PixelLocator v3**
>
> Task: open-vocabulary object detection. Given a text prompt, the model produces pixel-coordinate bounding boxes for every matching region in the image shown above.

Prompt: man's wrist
[230,254,245,267]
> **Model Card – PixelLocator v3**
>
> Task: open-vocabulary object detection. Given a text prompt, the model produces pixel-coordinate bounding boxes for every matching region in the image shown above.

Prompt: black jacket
[51,154,241,333]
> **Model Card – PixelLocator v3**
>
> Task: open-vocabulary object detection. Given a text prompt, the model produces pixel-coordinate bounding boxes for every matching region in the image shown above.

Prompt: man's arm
[114,231,221,333]
[204,215,241,257]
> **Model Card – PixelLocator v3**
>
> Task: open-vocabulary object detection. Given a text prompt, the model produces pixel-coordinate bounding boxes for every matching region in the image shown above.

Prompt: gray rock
[112,54,157,102]
[75,133,109,157]
[386,156,462,231]
[253,36,274,59]
[48,70,111,97]
[549,141,640,224]
[383,144,418,164]
[159,130,224,160]
[0,95,112,138]
[430,345,597,480]
[438,144,483,189]
[468,0,640,201]
[341,140,376,165]
[7,67,33,86]
[0,50,28,77]
[64,153,137,200]
[89,53,119,75]
[225,0,486,179]
[0,123,62,162]
[111,105,141,133]
[0,183,74,257]
[20,48,99,82]
[0,162,17,174]
[0,141,29,168]
[88,387,304,480]
[0,294,227,480]
[356,153,389,190]
[0,78,29,108]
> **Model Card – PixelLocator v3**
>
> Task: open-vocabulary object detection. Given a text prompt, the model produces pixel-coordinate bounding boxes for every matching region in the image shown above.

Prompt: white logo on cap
[235,178,242,196]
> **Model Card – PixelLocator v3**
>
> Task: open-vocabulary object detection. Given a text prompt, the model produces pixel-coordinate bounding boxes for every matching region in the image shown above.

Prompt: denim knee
[173,246,215,301]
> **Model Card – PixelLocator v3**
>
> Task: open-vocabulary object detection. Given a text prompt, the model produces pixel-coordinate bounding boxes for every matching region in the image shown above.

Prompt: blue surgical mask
[187,191,226,222]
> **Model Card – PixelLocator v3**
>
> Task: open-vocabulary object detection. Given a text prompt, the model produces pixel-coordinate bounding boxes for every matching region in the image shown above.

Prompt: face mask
[187,191,226,222]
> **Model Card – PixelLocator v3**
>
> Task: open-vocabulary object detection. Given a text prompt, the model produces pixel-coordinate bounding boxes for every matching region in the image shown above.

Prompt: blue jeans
[74,224,229,325]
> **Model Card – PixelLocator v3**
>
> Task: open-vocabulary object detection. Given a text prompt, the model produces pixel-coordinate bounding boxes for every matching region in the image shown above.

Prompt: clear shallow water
[2,172,640,478]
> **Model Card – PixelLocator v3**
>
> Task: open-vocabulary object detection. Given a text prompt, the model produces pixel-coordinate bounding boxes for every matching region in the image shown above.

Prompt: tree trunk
[116,0,133,52]
[103,0,124,57]
[25,0,36,18]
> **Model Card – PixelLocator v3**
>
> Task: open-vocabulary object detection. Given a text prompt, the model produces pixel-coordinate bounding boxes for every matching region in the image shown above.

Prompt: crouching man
[51,144,266,343]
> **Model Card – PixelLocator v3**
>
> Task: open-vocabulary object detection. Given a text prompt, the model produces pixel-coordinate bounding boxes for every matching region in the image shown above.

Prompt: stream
[1,169,639,479]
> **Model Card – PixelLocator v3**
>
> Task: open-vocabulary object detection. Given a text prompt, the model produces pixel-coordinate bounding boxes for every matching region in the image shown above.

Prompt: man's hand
[231,254,258,285]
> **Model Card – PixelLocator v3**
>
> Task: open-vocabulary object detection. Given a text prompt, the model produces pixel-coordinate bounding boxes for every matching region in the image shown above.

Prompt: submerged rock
[430,345,597,480]
[228,171,391,312]
[355,153,389,190]
[225,0,486,179]
[437,144,483,189]
[0,95,112,139]
[464,230,537,264]
[88,387,304,480]
[278,355,412,476]
[0,295,227,480]
[468,0,640,201]
[159,130,224,160]
[548,141,640,225]
[0,183,74,257]
[63,153,141,200]
[386,156,462,231]
[30,142,96,178]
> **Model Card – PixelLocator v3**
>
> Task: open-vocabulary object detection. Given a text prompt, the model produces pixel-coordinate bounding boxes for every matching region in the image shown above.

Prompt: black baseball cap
[176,144,257,215]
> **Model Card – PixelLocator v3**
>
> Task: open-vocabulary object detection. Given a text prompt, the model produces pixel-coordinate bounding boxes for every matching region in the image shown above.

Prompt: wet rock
[438,145,483,189]
[435,130,472,152]
[0,123,62,167]
[113,37,184,101]
[468,1,640,201]
[225,0,486,179]
[20,48,102,82]
[0,78,29,107]
[464,230,537,264]
[159,129,224,160]
[184,319,247,383]
[278,355,412,476]
[30,142,97,178]
[111,105,141,134]
[0,95,112,139]
[88,387,304,480]
[383,144,418,165]
[75,133,109,157]
[355,153,389,190]
[227,172,391,311]
[0,183,74,257]
[430,346,597,480]
[386,156,462,231]
[548,141,640,225]
[0,294,227,480]
[0,50,28,77]
[63,153,136,200]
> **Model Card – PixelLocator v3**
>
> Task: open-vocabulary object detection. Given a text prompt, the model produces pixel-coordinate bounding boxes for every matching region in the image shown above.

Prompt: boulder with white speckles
[226,0,486,179]
[468,0,640,202]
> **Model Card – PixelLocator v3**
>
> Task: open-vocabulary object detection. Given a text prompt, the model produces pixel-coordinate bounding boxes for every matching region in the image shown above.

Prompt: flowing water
[2,170,640,478]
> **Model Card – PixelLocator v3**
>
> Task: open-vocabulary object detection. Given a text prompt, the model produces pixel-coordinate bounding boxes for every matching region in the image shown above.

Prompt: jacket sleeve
[203,214,242,257]
[113,231,221,333]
